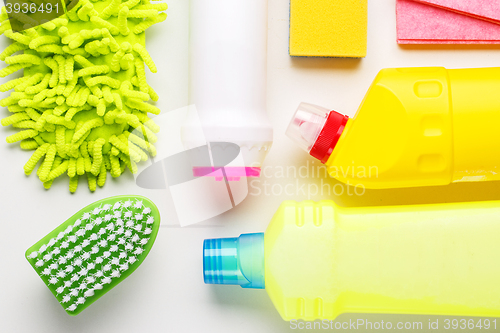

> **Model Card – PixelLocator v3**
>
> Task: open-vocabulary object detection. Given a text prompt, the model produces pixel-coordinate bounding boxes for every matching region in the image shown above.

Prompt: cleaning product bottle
[204,200,500,321]
[286,67,500,189]
[184,0,273,179]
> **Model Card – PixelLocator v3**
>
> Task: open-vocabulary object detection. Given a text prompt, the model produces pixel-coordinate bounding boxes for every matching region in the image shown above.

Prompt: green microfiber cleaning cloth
[0,0,167,192]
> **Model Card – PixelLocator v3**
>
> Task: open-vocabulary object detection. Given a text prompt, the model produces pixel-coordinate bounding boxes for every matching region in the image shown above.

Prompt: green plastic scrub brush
[0,0,167,192]
[25,195,160,315]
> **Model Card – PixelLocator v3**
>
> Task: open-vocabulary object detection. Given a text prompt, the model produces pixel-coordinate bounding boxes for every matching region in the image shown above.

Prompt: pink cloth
[414,0,500,24]
[396,0,500,44]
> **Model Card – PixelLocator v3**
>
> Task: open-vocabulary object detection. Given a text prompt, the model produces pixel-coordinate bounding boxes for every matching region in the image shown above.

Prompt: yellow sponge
[289,0,368,58]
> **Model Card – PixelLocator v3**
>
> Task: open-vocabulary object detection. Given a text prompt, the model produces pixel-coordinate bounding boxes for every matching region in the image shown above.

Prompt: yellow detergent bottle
[286,67,500,189]
[204,200,500,321]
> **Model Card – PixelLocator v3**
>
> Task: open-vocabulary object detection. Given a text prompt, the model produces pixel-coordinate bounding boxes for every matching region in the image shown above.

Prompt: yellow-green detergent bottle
[204,200,500,321]
[286,67,500,189]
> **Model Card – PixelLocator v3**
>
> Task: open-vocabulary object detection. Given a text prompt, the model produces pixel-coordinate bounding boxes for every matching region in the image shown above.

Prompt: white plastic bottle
[184,0,273,177]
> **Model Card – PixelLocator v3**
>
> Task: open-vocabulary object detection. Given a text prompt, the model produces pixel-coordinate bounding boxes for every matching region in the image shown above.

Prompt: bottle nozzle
[203,233,265,289]
[286,103,349,164]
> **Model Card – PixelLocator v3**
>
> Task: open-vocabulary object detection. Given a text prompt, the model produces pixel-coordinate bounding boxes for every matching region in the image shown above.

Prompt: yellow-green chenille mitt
[0,0,166,192]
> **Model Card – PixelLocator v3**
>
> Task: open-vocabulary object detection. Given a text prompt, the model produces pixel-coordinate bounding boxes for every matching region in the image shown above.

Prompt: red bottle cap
[310,110,349,164]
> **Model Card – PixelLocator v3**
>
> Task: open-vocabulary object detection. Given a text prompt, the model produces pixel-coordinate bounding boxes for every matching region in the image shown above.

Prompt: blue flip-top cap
[203,233,265,289]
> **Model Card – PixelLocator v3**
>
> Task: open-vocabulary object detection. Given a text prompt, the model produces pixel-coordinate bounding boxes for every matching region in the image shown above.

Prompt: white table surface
[2,0,500,332]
